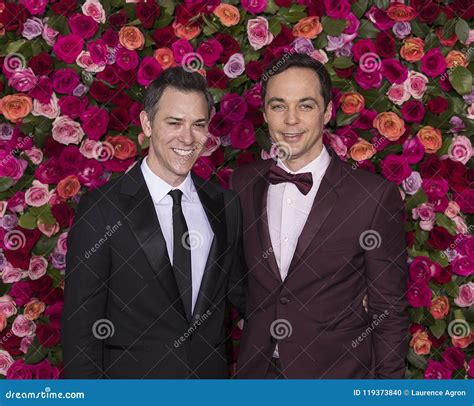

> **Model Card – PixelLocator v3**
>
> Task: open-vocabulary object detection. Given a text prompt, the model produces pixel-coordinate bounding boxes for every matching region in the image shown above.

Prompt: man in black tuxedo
[62,67,246,379]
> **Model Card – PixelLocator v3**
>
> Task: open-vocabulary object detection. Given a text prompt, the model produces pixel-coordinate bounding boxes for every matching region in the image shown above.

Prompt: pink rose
[28,256,48,280]
[42,23,59,47]
[454,282,474,307]
[82,0,106,23]
[32,93,60,119]
[11,315,36,338]
[444,201,460,219]
[201,134,221,157]
[8,68,37,92]
[56,232,68,255]
[0,350,14,376]
[52,116,85,145]
[20,335,34,354]
[404,71,428,99]
[223,53,245,78]
[76,51,105,73]
[25,180,51,207]
[387,83,410,105]
[412,203,435,231]
[52,34,84,64]
[1,265,23,284]
[448,135,472,165]
[0,295,17,318]
[247,17,274,50]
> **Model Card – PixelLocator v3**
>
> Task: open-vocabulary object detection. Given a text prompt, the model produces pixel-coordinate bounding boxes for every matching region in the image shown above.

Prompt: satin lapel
[287,151,343,274]
[191,174,228,323]
[119,158,187,321]
[253,165,282,283]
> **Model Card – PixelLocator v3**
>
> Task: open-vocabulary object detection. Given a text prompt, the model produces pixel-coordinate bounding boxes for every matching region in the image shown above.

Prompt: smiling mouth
[282,131,305,138]
[172,148,195,157]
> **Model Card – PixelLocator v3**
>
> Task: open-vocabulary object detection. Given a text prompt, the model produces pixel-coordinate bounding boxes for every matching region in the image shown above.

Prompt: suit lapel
[119,158,187,321]
[191,174,228,323]
[287,149,343,274]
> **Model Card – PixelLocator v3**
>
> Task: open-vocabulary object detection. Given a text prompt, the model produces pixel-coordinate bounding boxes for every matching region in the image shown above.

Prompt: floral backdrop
[0,0,472,380]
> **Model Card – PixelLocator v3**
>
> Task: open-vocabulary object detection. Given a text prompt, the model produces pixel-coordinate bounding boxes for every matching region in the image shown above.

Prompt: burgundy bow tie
[267,165,313,195]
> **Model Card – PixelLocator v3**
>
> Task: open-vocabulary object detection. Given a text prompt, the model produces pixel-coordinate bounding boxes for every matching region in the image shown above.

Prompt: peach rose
[373,112,406,141]
[0,93,32,123]
[119,26,145,51]
[445,50,468,69]
[444,201,460,219]
[154,48,176,69]
[37,220,60,237]
[293,16,323,39]
[349,139,376,162]
[400,37,425,62]
[105,135,137,160]
[57,175,81,199]
[452,332,474,349]
[173,21,201,40]
[409,330,432,355]
[213,3,240,27]
[430,296,449,320]
[341,92,365,115]
[0,314,6,332]
[416,126,442,154]
[24,299,46,321]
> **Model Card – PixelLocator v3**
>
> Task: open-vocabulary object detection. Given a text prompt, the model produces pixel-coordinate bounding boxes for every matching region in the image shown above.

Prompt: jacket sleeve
[365,182,409,379]
[61,191,111,378]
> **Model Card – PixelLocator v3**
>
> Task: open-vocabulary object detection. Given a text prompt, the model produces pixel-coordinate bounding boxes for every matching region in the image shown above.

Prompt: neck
[283,143,324,172]
[145,155,186,187]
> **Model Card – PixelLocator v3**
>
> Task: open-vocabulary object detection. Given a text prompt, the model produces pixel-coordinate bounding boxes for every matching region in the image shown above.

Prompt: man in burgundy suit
[231,53,409,379]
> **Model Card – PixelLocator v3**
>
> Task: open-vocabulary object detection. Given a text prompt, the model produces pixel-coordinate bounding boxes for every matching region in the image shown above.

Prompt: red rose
[427,96,449,114]
[36,324,61,348]
[108,107,130,131]
[89,80,116,103]
[0,2,28,32]
[152,26,176,48]
[192,157,215,180]
[401,100,426,123]
[28,52,54,76]
[50,0,77,16]
[107,10,128,28]
[375,31,396,58]
[52,202,75,228]
[428,226,456,250]
[245,61,263,82]
[453,0,474,19]
[0,330,23,356]
[206,68,229,89]
[215,34,241,64]
[136,1,161,29]
[455,189,474,214]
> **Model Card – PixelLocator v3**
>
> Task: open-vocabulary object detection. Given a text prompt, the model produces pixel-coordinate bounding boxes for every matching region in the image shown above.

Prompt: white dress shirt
[267,145,331,357]
[141,157,214,313]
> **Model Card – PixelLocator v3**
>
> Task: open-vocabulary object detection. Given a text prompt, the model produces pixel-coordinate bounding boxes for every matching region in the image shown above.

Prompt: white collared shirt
[267,146,331,358]
[141,157,214,313]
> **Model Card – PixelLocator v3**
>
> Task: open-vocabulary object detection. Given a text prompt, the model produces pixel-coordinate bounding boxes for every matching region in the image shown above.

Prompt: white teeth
[172,148,193,156]
[283,132,303,137]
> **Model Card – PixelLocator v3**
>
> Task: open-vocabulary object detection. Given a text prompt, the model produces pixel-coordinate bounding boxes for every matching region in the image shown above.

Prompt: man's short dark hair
[143,67,214,121]
[261,52,332,110]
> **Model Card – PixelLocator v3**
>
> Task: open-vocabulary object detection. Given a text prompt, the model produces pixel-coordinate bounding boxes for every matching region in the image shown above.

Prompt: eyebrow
[266,97,319,105]
[165,116,208,123]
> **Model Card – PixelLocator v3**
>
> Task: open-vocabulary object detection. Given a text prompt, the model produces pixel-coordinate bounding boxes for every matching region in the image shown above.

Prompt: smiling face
[264,67,332,171]
[139,86,209,186]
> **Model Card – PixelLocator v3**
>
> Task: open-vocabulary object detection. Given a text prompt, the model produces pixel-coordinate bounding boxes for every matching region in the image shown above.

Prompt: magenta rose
[352,39,376,62]
[171,39,194,64]
[454,189,474,214]
[420,48,446,78]
[115,47,139,71]
[442,347,465,371]
[36,323,61,348]
[381,59,408,84]
[424,360,452,379]
[409,256,441,283]
[241,0,267,14]
[422,178,449,200]
[366,5,394,30]
[68,13,98,39]
[403,137,425,164]
[209,112,233,137]
[136,0,161,29]
[220,93,248,122]
[401,100,425,123]
[80,106,109,141]
[53,68,80,94]
[458,236,474,259]
[354,68,382,90]
[87,38,108,66]
[407,280,432,307]
[230,120,256,150]
[380,154,412,184]
[6,359,34,379]
[58,95,89,119]
[20,0,48,15]
[34,359,60,379]
[197,38,223,67]
[28,76,53,104]
[192,156,214,180]
[324,0,350,18]
[52,34,84,64]
[451,257,474,277]
[137,57,162,87]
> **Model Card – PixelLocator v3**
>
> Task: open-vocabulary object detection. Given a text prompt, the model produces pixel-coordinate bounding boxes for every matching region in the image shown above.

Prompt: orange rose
[417,126,442,154]
[341,92,365,115]
[154,48,176,69]
[105,135,137,160]
[57,175,81,199]
[400,37,425,62]
[452,332,474,348]
[173,21,201,40]
[409,330,432,355]
[118,26,145,51]
[293,16,323,39]
[0,93,32,123]
[445,50,468,69]
[373,112,405,141]
[387,4,417,21]
[24,299,46,321]
[213,3,240,27]
[430,296,449,320]
[349,139,376,162]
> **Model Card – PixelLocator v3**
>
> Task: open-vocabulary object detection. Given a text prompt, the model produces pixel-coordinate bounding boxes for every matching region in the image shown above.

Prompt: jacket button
[279,297,290,304]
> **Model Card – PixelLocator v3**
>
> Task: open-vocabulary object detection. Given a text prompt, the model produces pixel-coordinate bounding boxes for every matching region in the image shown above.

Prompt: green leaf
[265,0,280,14]
[333,56,354,70]
[321,17,347,36]
[442,18,457,39]
[415,226,429,246]
[18,212,38,230]
[24,337,47,365]
[336,110,358,127]
[409,307,424,324]
[407,348,428,370]
[429,319,446,339]
[445,281,459,298]
[429,250,449,268]
[455,19,469,43]
[449,66,473,95]
[155,11,174,29]
[5,40,27,54]
[0,177,13,192]
[32,234,59,257]
[435,213,457,235]
[406,189,428,211]
[268,18,282,37]
[352,0,368,19]
[357,21,379,39]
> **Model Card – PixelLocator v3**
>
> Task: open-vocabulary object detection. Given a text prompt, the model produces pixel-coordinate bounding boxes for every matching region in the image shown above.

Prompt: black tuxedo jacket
[61,157,246,378]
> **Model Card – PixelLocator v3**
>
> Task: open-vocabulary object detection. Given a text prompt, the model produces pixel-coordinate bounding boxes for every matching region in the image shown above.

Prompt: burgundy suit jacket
[231,147,409,379]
